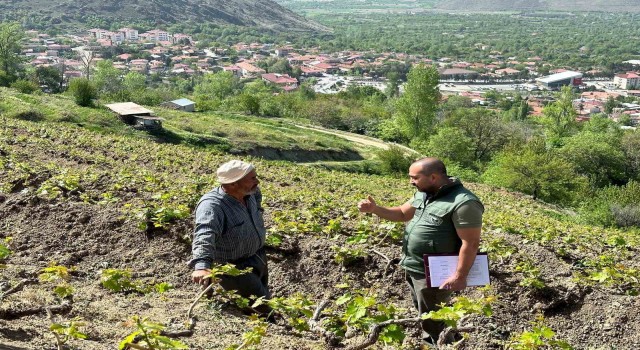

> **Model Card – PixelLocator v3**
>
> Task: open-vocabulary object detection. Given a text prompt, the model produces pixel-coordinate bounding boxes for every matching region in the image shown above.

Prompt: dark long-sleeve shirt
[189,187,266,270]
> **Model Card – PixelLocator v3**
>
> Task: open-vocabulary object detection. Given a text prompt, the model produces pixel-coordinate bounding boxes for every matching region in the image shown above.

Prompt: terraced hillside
[1,89,640,349]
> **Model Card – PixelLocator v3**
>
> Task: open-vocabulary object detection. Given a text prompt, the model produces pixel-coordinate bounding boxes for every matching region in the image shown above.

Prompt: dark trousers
[219,249,270,300]
[405,270,453,342]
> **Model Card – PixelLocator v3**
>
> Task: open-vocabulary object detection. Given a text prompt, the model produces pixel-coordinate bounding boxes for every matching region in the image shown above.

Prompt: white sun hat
[217,160,255,184]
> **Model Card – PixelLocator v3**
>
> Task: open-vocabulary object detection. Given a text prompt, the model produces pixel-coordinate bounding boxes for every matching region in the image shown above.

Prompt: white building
[88,29,110,40]
[119,28,139,41]
[110,32,125,44]
[614,72,640,90]
[536,71,583,90]
[172,34,192,44]
[144,30,170,42]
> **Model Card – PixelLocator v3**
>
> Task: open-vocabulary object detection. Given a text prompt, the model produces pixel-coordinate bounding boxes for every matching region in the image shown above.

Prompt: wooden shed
[105,102,162,130]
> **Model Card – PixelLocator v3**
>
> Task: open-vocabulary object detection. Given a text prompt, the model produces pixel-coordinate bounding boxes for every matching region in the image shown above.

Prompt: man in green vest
[358,157,484,346]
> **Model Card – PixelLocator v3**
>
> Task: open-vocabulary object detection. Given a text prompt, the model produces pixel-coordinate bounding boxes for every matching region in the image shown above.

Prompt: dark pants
[219,249,270,300]
[405,270,453,342]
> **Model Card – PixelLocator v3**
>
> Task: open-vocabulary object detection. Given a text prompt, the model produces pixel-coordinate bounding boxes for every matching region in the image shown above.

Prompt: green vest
[400,178,483,274]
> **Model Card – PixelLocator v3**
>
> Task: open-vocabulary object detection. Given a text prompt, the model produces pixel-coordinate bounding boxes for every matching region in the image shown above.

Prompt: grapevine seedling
[263,293,315,331]
[331,245,367,266]
[422,295,495,328]
[100,269,173,295]
[481,238,517,263]
[37,170,82,199]
[101,269,141,293]
[506,314,573,350]
[50,317,88,350]
[119,316,188,350]
[188,264,253,320]
[515,260,546,289]
[224,316,268,350]
[0,237,11,268]
[323,218,342,236]
[39,263,75,299]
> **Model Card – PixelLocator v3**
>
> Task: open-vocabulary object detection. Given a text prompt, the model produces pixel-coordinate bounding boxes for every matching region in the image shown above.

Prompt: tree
[385,71,400,98]
[0,22,25,84]
[618,114,633,126]
[79,49,95,80]
[92,60,123,99]
[194,71,241,111]
[541,86,578,142]
[559,131,627,187]
[508,95,530,121]
[423,127,474,168]
[394,64,440,141]
[604,96,617,114]
[34,66,64,93]
[267,58,292,75]
[68,78,97,107]
[622,132,640,180]
[482,143,587,205]
[443,108,514,164]
[123,72,146,94]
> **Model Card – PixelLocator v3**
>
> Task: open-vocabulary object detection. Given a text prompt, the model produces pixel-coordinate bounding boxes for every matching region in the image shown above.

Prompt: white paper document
[424,253,490,288]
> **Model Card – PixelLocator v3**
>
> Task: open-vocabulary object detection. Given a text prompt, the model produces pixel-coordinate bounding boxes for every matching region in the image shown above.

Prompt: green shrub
[13,110,44,121]
[611,205,640,227]
[578,181,640,227]
[68,78,97,107]
[11,79,39,94]
[376,145,414,175]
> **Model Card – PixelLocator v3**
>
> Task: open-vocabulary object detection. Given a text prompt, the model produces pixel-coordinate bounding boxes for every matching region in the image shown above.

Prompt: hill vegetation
[277,0,640,13]
[0,0,328,32]
[435,0,640,13]
[0,87,364,162]
[1,88,640,349]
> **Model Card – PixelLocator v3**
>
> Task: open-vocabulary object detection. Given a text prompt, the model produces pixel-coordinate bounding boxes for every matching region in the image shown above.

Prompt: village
[19,26,640,127]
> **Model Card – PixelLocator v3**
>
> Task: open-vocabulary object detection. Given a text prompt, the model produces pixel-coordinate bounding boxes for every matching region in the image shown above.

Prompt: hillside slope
[1,92,640,349]
[0,88,364,162]
[0,0,328,32]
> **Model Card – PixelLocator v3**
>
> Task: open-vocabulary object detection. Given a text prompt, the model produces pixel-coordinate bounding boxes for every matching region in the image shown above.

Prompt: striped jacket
[189,187,266,270]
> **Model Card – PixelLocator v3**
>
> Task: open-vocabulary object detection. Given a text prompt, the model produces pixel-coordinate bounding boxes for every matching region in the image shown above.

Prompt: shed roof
[105,102,153,116]
[170,98,195,106]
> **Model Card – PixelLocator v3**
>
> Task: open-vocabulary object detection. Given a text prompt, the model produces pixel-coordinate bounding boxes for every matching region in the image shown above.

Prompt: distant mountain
[0,0,329,32]
[434,0,640,13]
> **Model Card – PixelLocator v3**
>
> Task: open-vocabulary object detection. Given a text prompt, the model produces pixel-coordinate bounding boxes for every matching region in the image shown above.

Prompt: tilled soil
[1,190,639,350]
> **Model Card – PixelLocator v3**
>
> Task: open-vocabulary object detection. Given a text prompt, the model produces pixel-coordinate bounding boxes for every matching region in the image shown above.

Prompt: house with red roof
[236,61,266,77]
[310,62,338,74]
[223,66,242,78]
[116,54,132,62]
[299,66,324,77]
[495,68,521,76]
[614,72,640,89]
[261,73,298,91]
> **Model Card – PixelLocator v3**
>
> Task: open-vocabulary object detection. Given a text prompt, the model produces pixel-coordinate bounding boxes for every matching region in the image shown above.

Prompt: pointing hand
[357,195,377,213]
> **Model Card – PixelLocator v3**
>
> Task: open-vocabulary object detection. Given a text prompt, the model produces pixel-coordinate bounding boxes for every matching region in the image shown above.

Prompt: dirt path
[294,124,420,155]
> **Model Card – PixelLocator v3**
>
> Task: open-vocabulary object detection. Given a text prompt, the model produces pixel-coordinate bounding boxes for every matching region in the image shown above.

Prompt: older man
[358,157,483,345]
[189,159,270,300]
